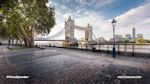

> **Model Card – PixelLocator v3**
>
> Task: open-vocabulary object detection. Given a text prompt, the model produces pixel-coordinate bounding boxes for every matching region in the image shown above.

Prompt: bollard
[113,47,116,57]
[92,45,96,52]
[118,44,120,55]
[132,45,135,56]
[107,45,109,53]
[124,44,127,56]
[86,45,88,51]
[99,45,100,52]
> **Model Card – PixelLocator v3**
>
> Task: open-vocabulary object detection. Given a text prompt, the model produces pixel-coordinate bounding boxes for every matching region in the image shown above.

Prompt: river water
[35,41,150,54]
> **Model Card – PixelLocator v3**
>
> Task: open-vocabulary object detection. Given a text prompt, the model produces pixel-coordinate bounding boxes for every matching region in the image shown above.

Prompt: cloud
[48,8,113,40]
[74,11,112,40]
[47,0,150,40]
[67,1,150,40]
[63,0,70,2]
[115,1,150,39]
[62,13,73,19]
[75,0,89,5]
[93,0,116,8]
[61,5,67,10]
[46,1,58,7]
[46,0,52,7]
[75,0,116,8]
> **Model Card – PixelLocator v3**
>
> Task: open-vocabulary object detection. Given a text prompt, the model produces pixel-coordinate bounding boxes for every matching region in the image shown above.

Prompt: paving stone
[0,46,150,84]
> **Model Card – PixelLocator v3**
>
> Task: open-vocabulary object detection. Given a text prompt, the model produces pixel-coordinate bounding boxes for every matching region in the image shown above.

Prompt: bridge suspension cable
[35,28,65,41]
[48,28,65,40]
[92,31,96,40]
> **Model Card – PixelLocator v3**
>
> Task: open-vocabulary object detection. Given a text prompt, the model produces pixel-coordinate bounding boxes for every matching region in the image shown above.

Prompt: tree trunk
[19,24,30,47]
[16,38,18,45]
[12,39,14,45]
[30,27,35,47]
[19,40,23,45]
[19,24,36,47]
[24,38,28,46]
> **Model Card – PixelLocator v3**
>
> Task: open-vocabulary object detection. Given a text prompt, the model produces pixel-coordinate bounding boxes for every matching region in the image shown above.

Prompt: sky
[46,0,150,40]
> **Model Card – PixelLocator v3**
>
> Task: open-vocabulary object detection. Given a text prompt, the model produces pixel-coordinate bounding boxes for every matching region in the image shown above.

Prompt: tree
[0,0,55,47]
[124,39,129,43]
[136,38,146,43]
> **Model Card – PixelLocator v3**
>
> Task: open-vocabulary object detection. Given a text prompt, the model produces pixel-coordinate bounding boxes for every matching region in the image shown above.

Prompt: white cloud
[62,0,70,2]
[115,2,150,39]
[62,13,73,19]
[48,9,112,40]
[75,11,112,40]
[75,0,116,8]
[47,0,150,40]
[69,1,150,40]
[46,0,52,7]
[92,0,116,8]
[75,0,89,5]
[61,5,67,10]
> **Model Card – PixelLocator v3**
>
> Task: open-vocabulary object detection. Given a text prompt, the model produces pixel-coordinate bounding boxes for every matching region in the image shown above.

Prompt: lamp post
[111,18,117,58]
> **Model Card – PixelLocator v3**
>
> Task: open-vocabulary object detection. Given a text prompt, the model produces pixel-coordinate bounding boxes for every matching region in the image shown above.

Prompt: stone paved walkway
[0,45,150,84]
[0,46,25,84]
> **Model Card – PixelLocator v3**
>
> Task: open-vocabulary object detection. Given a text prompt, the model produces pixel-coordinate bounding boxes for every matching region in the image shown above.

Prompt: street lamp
[111,18,117,58]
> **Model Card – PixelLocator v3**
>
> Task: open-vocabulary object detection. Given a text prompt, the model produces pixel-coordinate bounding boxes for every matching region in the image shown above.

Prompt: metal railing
[36,43,150,57]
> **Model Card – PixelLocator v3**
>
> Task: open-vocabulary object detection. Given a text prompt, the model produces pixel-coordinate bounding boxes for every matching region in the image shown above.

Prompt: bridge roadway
[0,45,150,84]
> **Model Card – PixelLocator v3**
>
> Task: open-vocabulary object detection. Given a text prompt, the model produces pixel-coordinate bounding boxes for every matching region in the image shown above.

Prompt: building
[115,35,124,42]
[132,28,136,39]
[132,28,136,42]
[125,34,131,41]
[108,27,145,43]
[137,34,143,39]
[0,38,8,44]
[65,16,93,42]
[109,35,124,42]
[96,37,106,43]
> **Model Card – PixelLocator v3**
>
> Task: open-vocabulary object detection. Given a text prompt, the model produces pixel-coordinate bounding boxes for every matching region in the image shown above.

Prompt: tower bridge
[65,16,93,42]
[35,16,96,44]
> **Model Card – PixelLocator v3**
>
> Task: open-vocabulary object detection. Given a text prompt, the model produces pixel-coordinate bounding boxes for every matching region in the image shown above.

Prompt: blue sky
[46,0,150,40]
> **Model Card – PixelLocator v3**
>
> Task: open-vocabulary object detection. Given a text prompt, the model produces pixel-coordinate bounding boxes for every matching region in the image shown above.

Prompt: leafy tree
[136,38,146,43]
[124,39,129,43]
[0,0,55,47]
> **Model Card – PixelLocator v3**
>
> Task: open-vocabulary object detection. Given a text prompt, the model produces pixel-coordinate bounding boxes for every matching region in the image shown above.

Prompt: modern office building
[137,34,143,39]
[109,28,145,43]
[115,35,124,42]
[131,28,136,42]
[132,28,136,39]
[125,34,131,40]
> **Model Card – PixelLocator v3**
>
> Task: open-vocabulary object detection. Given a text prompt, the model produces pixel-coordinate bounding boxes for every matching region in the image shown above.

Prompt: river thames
[35,41,150,54]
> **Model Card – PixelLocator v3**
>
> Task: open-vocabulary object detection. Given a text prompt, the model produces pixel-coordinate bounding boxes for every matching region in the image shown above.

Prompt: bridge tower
[85,24,93,41]
[65,16,75,40]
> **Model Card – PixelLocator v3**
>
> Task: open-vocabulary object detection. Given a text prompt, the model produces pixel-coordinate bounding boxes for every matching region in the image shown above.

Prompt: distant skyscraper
[132,28,136,39]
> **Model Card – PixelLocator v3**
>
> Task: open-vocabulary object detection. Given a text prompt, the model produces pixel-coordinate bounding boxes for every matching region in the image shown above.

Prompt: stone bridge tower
[65,16,93,43]
[65,16,75,40]
[85,24,93,41]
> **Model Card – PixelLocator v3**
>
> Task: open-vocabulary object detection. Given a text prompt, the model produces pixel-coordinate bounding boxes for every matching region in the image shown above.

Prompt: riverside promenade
[0,45,150,84]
